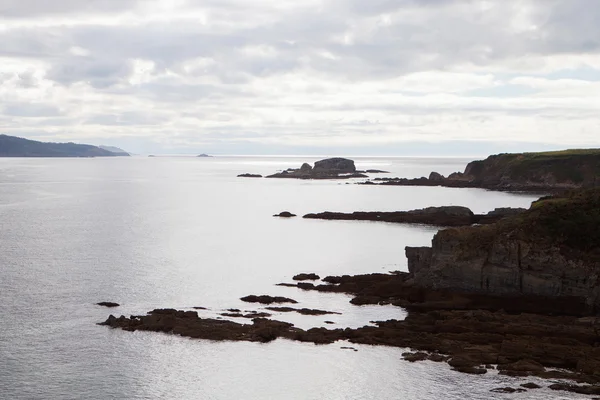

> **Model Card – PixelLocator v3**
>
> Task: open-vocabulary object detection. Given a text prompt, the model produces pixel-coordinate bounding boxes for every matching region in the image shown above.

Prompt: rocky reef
[406,189,600,313]
[266,158,368,180]
[364,149,600,192]
[303,206,525,227]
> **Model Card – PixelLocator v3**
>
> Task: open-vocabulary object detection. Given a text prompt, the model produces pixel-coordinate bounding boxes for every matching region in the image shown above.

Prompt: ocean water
[0,156,575,399]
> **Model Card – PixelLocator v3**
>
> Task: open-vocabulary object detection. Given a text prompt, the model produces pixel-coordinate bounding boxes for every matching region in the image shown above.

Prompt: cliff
[369,149,600,192]
[0,134,123,157]
[406,189,600,313]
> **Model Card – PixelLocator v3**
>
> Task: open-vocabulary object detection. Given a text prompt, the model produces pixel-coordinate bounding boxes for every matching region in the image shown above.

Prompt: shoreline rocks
[238,173,263,178]
[293,273,320,281]
[303,206,525,227]
[240,295,298,304]
[360,149,600,193]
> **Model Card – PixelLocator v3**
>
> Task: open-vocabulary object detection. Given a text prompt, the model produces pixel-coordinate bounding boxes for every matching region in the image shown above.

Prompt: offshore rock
[240,295,298,304]
[266,158,368,180]
[303,206,523,227]
[274,211,296,218]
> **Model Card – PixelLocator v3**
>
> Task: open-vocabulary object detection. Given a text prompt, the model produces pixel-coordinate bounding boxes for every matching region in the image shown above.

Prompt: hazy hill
[0,135,123,157]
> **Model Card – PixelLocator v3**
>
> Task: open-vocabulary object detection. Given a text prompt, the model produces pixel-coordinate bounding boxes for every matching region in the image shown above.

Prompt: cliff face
[406,189,600,313]
[459,150,600,189]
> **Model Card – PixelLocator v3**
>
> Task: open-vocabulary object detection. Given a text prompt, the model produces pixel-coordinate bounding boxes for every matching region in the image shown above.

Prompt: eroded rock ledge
[303,206,525,227]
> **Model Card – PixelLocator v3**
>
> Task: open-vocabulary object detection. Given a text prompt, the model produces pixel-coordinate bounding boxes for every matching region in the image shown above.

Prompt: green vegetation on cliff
[463,149,600,187]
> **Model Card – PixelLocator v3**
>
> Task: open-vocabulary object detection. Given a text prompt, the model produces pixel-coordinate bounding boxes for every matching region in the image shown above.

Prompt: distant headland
[0,134,130,157]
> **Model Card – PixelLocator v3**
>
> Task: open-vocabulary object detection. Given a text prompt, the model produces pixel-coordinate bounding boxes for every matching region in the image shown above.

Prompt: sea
[0,156,578,399]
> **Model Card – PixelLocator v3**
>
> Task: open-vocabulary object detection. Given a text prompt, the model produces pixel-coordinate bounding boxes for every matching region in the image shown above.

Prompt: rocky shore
[303,206,525,227]
[362,149,600,192]
[100,188,600,396]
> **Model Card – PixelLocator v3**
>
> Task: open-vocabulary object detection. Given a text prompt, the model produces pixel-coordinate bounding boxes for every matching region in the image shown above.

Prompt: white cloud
[0,0,598,153]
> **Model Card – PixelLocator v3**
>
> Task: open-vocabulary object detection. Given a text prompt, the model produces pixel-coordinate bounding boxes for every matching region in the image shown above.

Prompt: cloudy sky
[1,0,599,155]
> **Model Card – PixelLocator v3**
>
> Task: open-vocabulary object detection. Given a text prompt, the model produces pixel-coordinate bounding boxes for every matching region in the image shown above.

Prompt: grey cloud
[3,102,62,117]
[0,0,141,18]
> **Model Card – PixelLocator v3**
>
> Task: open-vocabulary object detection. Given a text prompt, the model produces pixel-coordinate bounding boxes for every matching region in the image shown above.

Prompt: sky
[0,0,599,155]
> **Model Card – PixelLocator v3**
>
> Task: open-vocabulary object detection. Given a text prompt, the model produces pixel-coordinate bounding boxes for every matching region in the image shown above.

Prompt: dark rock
[227,309,241,312]
[313,158,356,173]
[520,383,541,389]
[193,306,208,310]
[304,206,476,227]
[490,387,526,393]
[276,283,297,288]
[265,307,341,316]
[240,295,298,305]
[402,352,429,362]
[274,211,296,218]
[238,173,263,178]
[428,171,445,181]
[340,346,358,351]
[97,302,120,308]
[405,189,600,314]
[366,169,390,173]
[549,383,600,395]
[297,282,315,290]
[324,321,335,324]
[293,273,320,281]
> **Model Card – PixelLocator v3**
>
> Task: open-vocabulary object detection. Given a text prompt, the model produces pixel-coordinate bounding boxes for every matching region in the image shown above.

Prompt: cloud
[0,0,598,154]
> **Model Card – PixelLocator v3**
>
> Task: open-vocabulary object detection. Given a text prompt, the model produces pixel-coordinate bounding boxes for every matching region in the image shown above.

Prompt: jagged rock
[97,302,120,307]
[240,295,298,304]
[429,171,445,181]
[274,211,296,217]
[293,273,320,281]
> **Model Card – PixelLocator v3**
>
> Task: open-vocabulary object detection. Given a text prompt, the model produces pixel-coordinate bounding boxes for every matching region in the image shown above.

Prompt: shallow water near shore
[0,156,576,399]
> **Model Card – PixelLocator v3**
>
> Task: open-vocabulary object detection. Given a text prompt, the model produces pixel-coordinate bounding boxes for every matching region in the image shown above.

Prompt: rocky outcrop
[265,307,341,315]
[273,211,296,217]
[405,189,600,313]
[363,149,600,192]
[303,206,525,227]
[238,173,262,178]
[97,302,120,307]
[293,273,320,281]
[240,295,298,304]
[265,158,368,180]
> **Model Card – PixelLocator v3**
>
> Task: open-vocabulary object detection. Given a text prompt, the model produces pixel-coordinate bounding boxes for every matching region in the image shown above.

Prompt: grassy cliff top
[439,188,600,261]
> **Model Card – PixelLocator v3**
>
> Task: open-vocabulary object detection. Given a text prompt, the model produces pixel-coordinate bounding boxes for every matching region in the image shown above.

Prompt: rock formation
[265,158,368,180]
[406,189,600,313]
[273,211,296,218]
[238,173,263,178]
[363,149,600,192]
[303,206,525,227]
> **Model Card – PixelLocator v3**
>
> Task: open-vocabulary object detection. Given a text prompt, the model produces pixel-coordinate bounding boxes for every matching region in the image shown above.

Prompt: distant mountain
[99,145,130,156]
[0,135,124,157]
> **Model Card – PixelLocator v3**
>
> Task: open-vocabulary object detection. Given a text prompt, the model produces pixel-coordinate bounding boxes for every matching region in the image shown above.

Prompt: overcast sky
[0,0,599,155]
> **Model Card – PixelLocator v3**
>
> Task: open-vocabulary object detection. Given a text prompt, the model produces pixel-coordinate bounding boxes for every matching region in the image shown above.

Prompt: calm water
[0,156,575,399]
